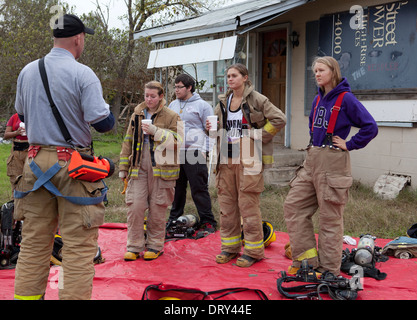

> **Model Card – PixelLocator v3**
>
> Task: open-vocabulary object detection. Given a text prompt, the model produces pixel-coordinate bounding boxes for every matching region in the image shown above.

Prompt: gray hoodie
[169,93,213,152]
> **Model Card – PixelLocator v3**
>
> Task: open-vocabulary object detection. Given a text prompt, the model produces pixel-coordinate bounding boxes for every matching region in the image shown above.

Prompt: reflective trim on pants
[284,147,352,275]
[221,235,242,247]
[244,239,264,250]
[216,163,265,260]
[125,147,175,253]
[14,294,44,300]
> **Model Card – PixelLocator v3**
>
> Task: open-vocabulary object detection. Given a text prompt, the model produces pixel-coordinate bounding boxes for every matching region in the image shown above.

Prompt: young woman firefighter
[207,64,286,267]
[119,81,182,261]
[283,56,378,276]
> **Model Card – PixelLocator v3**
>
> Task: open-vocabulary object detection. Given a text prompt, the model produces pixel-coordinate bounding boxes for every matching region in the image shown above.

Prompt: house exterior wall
[266,0,417,188]
[144,0,417,189]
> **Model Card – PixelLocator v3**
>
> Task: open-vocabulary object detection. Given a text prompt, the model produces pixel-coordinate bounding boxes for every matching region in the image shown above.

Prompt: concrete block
[373,174,411,200]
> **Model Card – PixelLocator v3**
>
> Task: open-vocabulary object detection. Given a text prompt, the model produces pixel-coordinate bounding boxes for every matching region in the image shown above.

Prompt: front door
[262,29,287,146]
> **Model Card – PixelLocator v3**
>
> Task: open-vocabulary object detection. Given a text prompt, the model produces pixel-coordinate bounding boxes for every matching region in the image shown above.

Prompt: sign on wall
[318,0,417,91]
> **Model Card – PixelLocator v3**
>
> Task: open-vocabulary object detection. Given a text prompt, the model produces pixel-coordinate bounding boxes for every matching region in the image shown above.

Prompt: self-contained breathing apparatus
[353,234,377,266]
[166,215,199,239]
[0,201,21,269]
[277,259,362,300]
[341,234,388,280]
[165,216,277,246]
[278,234,389,299]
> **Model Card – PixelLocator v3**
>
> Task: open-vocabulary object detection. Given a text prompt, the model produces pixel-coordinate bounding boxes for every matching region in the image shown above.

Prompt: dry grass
[5,131,413,240]
[105,176,417,240]
[258,181,417,239]
[343,182,417,238]
[0,129,417,239]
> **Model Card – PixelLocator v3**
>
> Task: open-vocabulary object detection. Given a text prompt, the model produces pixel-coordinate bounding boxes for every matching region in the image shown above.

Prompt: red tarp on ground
[1,223,416,300]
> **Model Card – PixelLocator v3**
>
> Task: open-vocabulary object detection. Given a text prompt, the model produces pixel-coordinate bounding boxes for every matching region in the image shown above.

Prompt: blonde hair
[145,81,164,96]
[312,56,342,91]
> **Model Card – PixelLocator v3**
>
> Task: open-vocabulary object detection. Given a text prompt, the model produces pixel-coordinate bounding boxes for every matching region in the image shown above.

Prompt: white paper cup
[19,122,26,136]
[207,115,218,131]
[142,119,152,133]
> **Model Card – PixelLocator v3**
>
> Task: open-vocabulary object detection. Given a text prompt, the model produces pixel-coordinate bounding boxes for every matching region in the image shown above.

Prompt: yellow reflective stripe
[263,120,279,136]
[244,239,264,249]
[124,134,132,141]
[160,131,167,144]
[294,248,318,261]
[14,294,43,300]
[157,129,182,144]
[153,168,180,175]
[120,157,129,165]
[221,236,242,246]
[153,167,180,179]
[262,155,274,165]
[170,130,183,144]
[136,142,142,152]
[130,168,138,177]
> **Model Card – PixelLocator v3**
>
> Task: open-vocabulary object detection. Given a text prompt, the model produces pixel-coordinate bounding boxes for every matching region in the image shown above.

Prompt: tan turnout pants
[14,146,105,300]
[125,145,175,253]
[216,161,265,260]
[284,146,353,275]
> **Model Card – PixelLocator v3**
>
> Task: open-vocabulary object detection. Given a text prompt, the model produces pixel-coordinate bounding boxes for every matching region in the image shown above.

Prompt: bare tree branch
[94,0,110,31]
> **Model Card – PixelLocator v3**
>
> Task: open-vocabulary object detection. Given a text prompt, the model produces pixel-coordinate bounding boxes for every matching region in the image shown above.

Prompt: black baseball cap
[53,14,95,38]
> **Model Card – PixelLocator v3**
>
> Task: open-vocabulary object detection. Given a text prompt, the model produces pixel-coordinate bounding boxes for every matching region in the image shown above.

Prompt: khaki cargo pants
[284,146,353,275]
[125,145,175,253]
[7,148,28,198]
[14,146,106,300]
[216,159,265,260]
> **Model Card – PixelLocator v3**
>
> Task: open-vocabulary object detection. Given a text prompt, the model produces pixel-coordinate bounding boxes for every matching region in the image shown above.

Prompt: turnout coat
[119,100,182,181]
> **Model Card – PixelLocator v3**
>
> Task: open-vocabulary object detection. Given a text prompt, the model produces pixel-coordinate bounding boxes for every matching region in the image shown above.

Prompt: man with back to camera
[13,14,114,300]
[167,74,217,235]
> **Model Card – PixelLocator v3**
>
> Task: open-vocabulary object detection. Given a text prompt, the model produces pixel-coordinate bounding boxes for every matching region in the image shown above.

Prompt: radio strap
[38,57,74,147]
